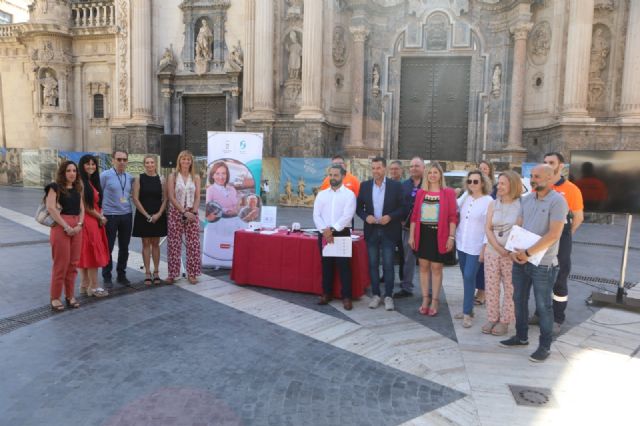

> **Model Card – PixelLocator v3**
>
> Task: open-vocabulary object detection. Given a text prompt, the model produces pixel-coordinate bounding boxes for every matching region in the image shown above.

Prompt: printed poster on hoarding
[202,132,263,268]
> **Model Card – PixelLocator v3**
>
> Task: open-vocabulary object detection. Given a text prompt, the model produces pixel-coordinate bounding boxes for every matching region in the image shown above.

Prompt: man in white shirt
[313,165,357,310]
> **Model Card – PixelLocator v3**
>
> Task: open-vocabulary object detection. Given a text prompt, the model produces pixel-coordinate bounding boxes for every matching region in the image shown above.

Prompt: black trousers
[552,224,572,323]
[102,213,133,280]
[318,228,352,299]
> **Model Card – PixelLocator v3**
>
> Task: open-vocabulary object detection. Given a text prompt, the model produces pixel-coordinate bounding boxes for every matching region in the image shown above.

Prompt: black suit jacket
[356,178,406,242]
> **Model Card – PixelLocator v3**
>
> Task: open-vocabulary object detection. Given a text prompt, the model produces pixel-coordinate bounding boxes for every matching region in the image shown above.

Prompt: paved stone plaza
[1,186,639,426]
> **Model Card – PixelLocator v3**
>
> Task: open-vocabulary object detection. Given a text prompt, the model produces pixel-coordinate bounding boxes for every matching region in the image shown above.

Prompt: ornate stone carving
[491,64,501,98]
[225,40,243,72]
[117,0,129,112]
[426,14,448,50]
[350,26,369,43]
[39,0,49,14]
[332,26,347,68]
[528,21,551,65]
[40,70,58,107]
[594,0,615,11]
[286,30,302,80]
[41,41,54,62]
[158,47,176,73]
[286,0,303,20]
[588,26,611,107]
[372,64,380,97]
[510,22,533,41]
[195,19,213,61]
[335,73,344,89]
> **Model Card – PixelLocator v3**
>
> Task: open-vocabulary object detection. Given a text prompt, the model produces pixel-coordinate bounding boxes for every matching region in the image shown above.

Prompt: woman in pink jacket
[408,162,458,316]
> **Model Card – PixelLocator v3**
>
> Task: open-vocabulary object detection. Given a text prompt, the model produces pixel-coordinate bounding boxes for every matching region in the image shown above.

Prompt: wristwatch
[77,221,83,227]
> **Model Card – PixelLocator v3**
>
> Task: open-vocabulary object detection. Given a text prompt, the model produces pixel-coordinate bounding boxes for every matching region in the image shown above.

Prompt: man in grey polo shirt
[500,164,568,363]
[100,150,133,286]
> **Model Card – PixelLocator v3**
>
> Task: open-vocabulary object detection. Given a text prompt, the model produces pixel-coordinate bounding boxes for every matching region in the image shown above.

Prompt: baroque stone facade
[0,0,639,162]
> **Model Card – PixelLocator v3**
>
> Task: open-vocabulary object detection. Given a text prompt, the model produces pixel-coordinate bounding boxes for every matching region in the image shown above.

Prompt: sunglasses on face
[115,158,128,162]
[467,179,480,185]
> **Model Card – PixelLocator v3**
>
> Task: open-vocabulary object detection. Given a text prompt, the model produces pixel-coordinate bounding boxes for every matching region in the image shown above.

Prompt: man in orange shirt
[530,152,584,334]
[320,155,360,197]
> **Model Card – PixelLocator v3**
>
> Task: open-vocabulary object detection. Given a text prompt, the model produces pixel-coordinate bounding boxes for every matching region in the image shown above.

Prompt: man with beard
[529,152,584,334]
[313,165,357,310]
[500,164,568,362]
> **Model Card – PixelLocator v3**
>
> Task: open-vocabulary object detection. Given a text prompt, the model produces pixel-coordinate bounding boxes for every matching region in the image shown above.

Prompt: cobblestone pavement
[1,186,639,426]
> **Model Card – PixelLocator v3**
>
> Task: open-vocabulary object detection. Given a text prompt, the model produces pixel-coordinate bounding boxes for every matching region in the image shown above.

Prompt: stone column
[250,0,274,119]
[295,0,324,120]
[161,87,173,134]
[506,21,532,150]
[241,0,255,117]
[131,0,152,122]
[230,87,240,126]
[619,0,640,122]
[347,26,369,148]
[561,0,595,121]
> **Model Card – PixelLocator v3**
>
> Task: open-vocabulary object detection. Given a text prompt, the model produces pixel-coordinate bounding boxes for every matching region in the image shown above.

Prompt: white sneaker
[384,297,395,311]
[368,295,381,309]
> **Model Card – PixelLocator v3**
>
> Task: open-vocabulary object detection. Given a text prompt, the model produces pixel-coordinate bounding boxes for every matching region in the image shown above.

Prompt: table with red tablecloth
[230,230,370,298]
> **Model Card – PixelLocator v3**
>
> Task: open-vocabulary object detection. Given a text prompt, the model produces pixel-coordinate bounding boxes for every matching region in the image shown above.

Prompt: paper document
[260,206,277,229]
[505,225,547,266]
[322,236,353,258]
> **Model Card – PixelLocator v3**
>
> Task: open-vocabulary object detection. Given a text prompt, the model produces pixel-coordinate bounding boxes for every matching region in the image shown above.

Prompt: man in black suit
[356,157,406,311]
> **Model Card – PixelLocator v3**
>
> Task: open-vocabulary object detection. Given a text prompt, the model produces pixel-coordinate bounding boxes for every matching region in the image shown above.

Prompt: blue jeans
[512,262,559,350]
[366,227,396,298]
[458,250,481,315]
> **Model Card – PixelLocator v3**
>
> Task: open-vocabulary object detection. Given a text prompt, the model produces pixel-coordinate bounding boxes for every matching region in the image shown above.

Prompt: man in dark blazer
[356,157,407,311]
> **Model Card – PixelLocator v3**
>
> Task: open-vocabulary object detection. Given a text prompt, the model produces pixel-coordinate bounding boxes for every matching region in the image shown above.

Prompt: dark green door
[183,96,226,157]
[398,57,470,161]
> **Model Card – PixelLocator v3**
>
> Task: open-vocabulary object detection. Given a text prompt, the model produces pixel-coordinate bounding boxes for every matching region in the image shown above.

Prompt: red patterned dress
[78,183,110,268]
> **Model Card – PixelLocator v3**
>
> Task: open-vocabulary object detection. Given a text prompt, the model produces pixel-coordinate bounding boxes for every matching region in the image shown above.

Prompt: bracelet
[448,236,455,241]
[77,222,83,227]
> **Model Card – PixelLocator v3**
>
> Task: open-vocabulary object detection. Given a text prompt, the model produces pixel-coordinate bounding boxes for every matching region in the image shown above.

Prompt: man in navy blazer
[356,157,407,311]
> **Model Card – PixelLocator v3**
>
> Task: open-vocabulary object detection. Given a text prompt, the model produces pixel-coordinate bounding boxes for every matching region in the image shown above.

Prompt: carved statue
[372,64,380,89]
[226,40,243,72]
[589,28,610,81]
[491,64,501,98]
[40,71,58,107]
[286,31,302,80]
[297,177,306,199]
[530,25,551,57]
[195,19,213,61]
[285,178,293,201]
[39,0,48,14]
[286,0,303,18]
[158,47,176,72]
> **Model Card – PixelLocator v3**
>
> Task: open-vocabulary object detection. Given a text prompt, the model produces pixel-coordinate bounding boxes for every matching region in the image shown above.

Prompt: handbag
[35,186,61,227]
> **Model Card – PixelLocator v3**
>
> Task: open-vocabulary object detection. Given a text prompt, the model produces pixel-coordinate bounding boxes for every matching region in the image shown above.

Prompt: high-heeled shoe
[418,305,429,315]
[152,272,161,285]
[65,298,80,309]
[418,296,430,315]
[50,299,64,312]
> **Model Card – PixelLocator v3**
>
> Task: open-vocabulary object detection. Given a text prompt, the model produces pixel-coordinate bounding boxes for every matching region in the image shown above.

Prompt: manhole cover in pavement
[508,385,556,408]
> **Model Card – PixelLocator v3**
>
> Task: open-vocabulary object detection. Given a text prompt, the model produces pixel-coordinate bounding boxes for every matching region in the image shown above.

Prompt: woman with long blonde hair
[408,162,458,316]
[166,150,201,284]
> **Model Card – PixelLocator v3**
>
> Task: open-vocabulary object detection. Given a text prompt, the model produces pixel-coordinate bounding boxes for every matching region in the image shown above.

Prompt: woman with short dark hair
[46,161,85,311]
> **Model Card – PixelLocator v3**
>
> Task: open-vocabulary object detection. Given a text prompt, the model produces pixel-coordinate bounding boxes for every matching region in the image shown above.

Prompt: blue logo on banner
[240,140,247,150]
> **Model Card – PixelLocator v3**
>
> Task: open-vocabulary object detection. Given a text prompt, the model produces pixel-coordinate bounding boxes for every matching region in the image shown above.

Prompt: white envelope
[322,236,353,258]
[504,225,547,266]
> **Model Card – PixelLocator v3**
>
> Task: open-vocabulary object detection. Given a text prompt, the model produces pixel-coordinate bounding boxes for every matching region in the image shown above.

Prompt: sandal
[65,298,80,309]
[50,299,65,312]
[428,300,439,317]
[491,322,509,336]
[418,296,430,315]
[188,276,198,285]
[165,277,176,284]
[481,321,497,334]
[474,291,485,305]
[144,273,152,286]
[152,272,162,285]
[88,287,109,298]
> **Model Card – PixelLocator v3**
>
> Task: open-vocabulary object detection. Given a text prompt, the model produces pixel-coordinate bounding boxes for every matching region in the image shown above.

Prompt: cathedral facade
[0,0,638,163]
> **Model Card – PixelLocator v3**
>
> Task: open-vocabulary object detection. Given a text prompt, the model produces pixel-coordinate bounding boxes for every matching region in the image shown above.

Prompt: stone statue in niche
[589,28,609,81]
[225,40,243,72]
[332,26,347,67]
[195,19,213,61]
[39,0,48,14]
[372,64,380,97]
[491,64,501,98]
[286,31,302,80]
[40,71,58,107]
[158,47,176,73]
[426,16,448,50]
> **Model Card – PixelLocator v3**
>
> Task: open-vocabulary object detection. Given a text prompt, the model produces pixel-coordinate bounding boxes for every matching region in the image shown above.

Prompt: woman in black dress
[132,155,167,285]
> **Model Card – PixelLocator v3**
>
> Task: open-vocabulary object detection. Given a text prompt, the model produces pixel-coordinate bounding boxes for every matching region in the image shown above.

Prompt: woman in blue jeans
[455,170,493,328]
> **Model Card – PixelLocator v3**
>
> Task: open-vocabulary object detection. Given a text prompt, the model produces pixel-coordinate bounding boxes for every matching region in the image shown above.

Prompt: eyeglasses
[115,158,128,162]
[466,179,480,185]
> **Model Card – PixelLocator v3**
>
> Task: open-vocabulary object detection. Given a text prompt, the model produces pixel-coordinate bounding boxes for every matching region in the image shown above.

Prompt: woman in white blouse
[455,170,493,328]
[166,150,201,284]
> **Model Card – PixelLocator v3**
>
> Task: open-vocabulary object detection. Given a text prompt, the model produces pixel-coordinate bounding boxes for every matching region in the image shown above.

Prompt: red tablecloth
[230,230,370,298]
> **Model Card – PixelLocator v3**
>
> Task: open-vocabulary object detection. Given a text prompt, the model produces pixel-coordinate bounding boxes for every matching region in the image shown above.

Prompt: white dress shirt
[313,184,356,232]
[455,194,493,255]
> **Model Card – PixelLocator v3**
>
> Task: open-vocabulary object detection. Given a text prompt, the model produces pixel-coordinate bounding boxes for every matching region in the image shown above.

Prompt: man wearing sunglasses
[395,156,425,298]
[100,150,133,287]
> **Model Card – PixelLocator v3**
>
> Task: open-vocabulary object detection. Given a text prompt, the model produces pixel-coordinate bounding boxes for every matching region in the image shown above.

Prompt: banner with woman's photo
[202,132,263,268]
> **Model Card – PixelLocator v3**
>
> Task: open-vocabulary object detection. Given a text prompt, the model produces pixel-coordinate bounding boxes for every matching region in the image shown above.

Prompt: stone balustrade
[0,24,21,38]
[71,1,115,28]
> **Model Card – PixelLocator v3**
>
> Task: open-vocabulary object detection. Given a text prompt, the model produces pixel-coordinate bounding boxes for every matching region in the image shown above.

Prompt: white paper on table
[259,230,278,235]
[322,236,353,258]
[260,206,277,229]
[504,225,547,266]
